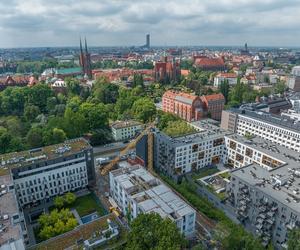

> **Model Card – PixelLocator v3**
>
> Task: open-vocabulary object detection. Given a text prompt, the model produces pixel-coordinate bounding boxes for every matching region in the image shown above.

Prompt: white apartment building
[224,134,287,170]
[221,109,300,152]
[153,120,230,179]
[213,73,238,87]
[109,165,196,237]
[111,120,143,141]
[3,138,95,208]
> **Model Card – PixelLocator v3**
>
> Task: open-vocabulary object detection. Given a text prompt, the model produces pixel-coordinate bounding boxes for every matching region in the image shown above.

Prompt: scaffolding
[101,123,155,176]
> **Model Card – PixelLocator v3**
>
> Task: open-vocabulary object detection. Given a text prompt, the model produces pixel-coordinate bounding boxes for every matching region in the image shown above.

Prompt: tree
[288,228,300,250]
[24,105,40,121]
[38,208,77,240]
[46,96,58,113]
[64,192,76,205]
[64,107,87,138]
[51,128,66,144]
[220,225,264,250]
[26,84,54,112]
[125,213,186,250]
[133,74,144,88]
[79,102,109,130]
[274,81,286,94]
[219,80,230,104]
[229,81,245,105]
[132,97,156,123]
[89,128,113,146]
[114,88,138,118]
[54,196,65,208]
[92,78,119,104]
[156,111,180,131]
[65,77,81,96]
[26,127,44,148]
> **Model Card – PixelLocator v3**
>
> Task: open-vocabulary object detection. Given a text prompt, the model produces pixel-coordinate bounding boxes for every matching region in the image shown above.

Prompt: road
[93,142,129,156]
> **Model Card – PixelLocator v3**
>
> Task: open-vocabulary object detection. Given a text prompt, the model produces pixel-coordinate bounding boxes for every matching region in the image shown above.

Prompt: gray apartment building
[1,138,95,208]
[225,134,300,248]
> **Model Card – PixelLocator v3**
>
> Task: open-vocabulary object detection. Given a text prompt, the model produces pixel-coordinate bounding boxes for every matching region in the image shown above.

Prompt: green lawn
[192,167,220,180]
[219,172,231,180]
[70,193,107,217]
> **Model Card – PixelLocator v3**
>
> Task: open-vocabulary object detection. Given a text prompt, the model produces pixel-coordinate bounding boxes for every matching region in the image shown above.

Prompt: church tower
[79,37,92,79]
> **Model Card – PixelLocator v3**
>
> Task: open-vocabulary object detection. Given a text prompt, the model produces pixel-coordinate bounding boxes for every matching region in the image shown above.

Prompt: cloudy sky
[0,0,300,48]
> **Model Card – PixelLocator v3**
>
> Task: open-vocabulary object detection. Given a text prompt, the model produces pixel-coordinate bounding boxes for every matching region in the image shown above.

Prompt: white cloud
[0,0,300,47]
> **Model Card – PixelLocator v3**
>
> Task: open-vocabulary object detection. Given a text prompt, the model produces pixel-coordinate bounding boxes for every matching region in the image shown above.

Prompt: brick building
[0,75,37,90]
[154,57,181,84]
[162,90,204,122]
[193,56,226,71]
[162,90,225,121]
[201,93,225,120]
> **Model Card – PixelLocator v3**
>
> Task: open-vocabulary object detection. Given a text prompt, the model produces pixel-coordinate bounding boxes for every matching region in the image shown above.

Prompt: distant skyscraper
[146,34,150,48]
[79,37,92,79]
[241,42,250,56]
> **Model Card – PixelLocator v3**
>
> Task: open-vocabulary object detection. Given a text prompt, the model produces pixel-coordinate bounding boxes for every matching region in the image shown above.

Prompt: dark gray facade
[227,164,300,249]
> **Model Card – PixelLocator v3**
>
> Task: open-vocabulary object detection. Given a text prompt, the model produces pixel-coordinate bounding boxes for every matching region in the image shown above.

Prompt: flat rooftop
[110,120,142,129]
[0,138,91,176]
[225,133,300,169]
[156,119,229,146]
[111,165,195,220]
[231,163,300,214]
[0,174,22,246]
[231,108,300,134]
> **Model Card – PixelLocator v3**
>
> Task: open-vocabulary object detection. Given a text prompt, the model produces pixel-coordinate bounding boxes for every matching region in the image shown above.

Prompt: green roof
[55,67,82,75]
[0,138,91,176]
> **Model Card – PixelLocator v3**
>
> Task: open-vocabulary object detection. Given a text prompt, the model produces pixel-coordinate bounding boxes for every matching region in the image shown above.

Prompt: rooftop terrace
[110,120,142,129]
[0,138,91,176]
[111,165,195,221]
[231,163,300,214]
[226,133,300,169]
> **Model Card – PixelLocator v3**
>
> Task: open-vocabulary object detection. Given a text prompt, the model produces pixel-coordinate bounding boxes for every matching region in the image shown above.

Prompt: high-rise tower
[146,34,150,48]
[79,37,92,79]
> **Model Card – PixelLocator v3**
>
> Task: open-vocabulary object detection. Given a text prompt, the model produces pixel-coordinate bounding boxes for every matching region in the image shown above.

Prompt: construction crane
[100,123,155,176]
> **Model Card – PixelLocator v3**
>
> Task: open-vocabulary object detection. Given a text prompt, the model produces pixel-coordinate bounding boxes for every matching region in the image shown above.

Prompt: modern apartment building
[153,120,229,179]
[227,163,300,248]
[287,66,300,92]
[109,165,196,237]
[224,133,300,248]
[221,109,300,152]
[110,120,143,141]
[2,138,95,208]
[224,134,289,170]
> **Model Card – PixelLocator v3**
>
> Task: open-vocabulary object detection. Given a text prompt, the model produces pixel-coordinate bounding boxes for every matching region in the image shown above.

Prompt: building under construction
[109,164,196,237]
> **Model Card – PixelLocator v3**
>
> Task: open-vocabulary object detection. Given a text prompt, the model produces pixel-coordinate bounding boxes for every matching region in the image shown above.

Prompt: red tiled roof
[194,57,225,67]
[217,73,237,78]
[163,90,199,102]
[181,69,190,76]
[201,93,225,102]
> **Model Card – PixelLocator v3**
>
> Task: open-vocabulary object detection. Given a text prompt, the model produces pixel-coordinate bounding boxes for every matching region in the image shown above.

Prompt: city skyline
[1,0,300,48]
